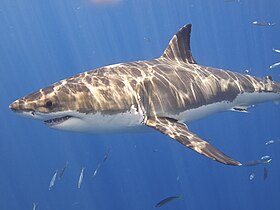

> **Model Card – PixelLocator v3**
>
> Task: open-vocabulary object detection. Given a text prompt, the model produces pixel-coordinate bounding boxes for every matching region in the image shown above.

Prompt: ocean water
[1,0,280,209]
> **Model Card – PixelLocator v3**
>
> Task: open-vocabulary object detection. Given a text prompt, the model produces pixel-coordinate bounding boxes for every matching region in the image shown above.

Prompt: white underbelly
[176,101,231,122]
[172,92,280,123]
[53,106,146,133]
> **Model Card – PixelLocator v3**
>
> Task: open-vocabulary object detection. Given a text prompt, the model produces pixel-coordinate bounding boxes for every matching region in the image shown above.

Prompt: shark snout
[9,100,20,112]
[9,99,34,113]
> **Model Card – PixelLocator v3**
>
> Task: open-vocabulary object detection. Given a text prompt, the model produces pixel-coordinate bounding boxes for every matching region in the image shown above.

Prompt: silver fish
[261,155,271,160]
[93,148,111,177]
[93,168,98,177]
[244,69,250,74]
[93,163,101,177]
[249,173,255,181]
[272,48,280,53]
[265,158,272,164]
[103,147,111,163]
[59,161,69,179]
[49,170,58,190]
[269,62,280,70]
[266,140,275,145]
[265,139,280,145]
[252,21,276,26]
[78,167,85,189]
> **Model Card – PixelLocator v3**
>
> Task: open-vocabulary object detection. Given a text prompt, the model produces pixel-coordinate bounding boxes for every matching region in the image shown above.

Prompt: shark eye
[45,100,53,108]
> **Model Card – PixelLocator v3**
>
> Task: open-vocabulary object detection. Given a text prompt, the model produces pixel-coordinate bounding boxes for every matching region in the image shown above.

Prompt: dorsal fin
[161,24,196,64]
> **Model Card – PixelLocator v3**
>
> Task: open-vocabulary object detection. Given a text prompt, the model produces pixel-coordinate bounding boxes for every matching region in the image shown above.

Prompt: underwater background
[1,0,280,209]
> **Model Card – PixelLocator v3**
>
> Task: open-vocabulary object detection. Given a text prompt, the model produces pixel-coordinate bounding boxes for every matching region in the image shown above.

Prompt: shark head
[9,72,145,133]
[9,82,91,130]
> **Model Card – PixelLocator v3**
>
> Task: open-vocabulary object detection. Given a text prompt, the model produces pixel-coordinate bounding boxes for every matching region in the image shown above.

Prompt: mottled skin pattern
[10,24,280,166]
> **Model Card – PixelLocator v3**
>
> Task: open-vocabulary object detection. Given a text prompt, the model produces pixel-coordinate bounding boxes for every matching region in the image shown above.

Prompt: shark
[9,23,280,166]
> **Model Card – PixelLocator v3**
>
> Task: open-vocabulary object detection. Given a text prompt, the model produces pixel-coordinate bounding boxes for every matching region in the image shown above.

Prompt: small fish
[32,203,37,210]
[252,21,276,26]
[59,161,69,179]
[265,140,275,145]
[93,168,98,177]
[272,48,280,53]
[155,195,182,208]
[93,163,101,177]
[249,173,255,181]
[261,155,271,160]
[264,158,272,164]
[265,139,280,145]
[264,167,268,180]
[269,62,280,70]
[49,170,58,190]
[103,147,111,163]
[78,167,85,189]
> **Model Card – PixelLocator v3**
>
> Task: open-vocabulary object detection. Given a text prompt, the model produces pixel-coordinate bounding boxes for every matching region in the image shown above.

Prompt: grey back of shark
[9,24,280,166]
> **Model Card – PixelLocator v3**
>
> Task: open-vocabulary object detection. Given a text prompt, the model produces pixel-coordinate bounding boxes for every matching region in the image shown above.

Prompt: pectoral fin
[145,117,241,166]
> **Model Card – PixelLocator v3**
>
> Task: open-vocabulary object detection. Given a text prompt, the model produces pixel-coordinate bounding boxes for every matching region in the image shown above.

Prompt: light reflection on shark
[9,23,280,166]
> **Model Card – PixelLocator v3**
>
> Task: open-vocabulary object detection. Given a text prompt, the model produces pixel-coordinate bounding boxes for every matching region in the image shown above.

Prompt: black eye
[45,100,53,108]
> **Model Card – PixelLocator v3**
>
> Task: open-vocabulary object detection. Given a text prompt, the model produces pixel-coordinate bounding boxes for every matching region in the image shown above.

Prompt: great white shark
[9,23,280,166]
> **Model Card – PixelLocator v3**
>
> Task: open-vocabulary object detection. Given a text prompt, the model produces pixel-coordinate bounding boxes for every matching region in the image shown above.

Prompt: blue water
[1,0,280,209]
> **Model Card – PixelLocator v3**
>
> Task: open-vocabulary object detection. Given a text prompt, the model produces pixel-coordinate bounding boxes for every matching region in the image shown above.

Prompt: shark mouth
[44,115,72,126]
